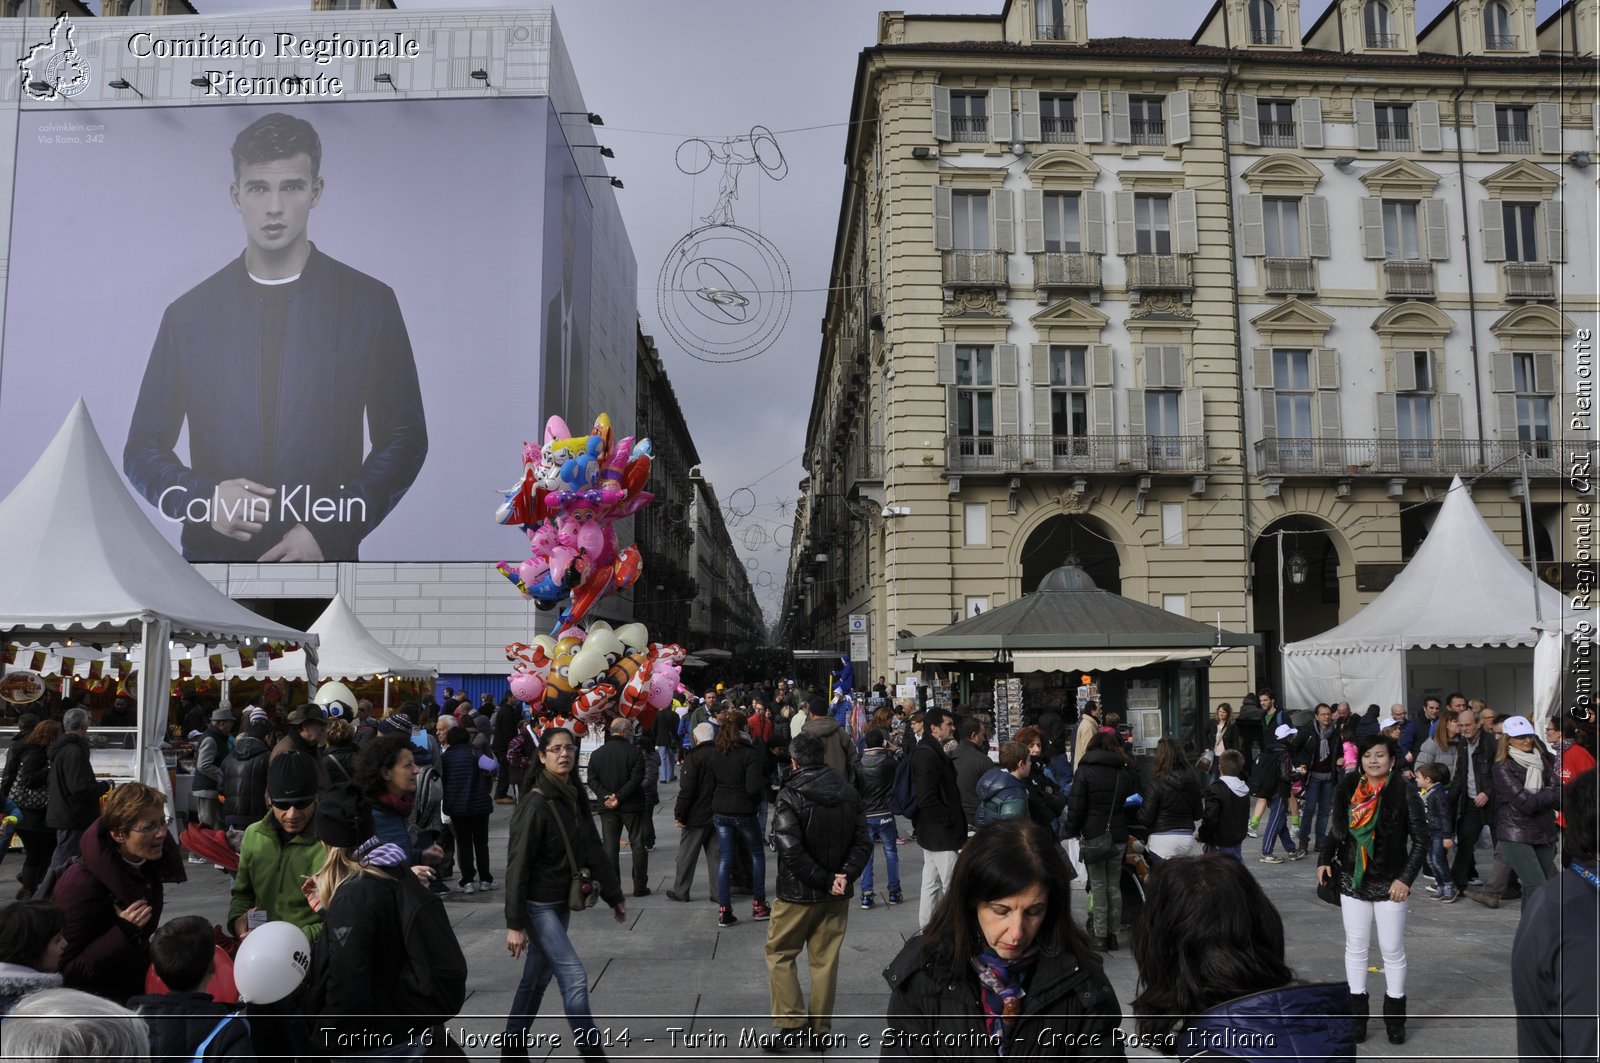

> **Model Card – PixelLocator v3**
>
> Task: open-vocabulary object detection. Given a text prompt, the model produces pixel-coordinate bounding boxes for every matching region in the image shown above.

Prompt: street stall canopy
[225,594,433,683]
[1282,476,1570,714]
[900,564,1258,670]
[0,400,316,803]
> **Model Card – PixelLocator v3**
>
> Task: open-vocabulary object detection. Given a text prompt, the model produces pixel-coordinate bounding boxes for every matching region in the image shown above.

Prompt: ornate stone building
[781,0,1596,713]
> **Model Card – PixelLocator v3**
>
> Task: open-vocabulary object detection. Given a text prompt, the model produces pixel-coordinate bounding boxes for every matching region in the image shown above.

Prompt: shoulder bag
[531,793,598,911]
[1078,766,1126,865]
[1316,848,1342,906]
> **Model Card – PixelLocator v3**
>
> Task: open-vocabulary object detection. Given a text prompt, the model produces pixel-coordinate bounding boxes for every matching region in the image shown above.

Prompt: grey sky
[135,0,1564,623]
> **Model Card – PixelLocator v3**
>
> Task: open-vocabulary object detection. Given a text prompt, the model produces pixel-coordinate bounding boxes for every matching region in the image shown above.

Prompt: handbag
[1316,851,1342,906]
[8,776,47,811]
[1078,765,1126,865]
[536,794,599,911]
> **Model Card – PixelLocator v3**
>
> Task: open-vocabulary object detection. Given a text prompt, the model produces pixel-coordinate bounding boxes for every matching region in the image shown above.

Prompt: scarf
[1316,723,1334,764]
[536,767,581,811]
[354,835,408,867]
[1509,747,1545,792]
[971,947,1038,1055]
[378,791,416,818]
[1348,775,1384,889]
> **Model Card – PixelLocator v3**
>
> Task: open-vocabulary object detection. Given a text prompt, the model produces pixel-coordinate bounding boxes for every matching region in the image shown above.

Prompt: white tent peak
[237,594,433,682]
[1286,476,1565,655]
[0,398,314,646]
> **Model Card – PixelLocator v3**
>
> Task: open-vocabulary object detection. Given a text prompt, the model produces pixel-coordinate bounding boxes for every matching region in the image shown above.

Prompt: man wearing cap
[222,713,275,830]
[229,751,325,942]
[271,704,331,790]
[1258,722,1306,863]
[668,722,721,902]
[193,706,236,830]
[588,717,651,897]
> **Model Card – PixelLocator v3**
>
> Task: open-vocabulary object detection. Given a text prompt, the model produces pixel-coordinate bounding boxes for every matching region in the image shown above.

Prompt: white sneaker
[478,879,499,892]
[460,881,476,895]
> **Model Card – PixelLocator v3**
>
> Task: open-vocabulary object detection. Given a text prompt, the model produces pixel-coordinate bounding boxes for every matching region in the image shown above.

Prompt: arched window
[1483,2,1515,49]
[1036,0,1067,40]
[1249,0,1280,44]
[1364,0,1395,48]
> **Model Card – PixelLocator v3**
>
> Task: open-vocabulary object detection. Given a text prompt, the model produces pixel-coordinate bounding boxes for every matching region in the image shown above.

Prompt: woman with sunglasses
[53,782,186,1003]
[228,751,327,942]
[503,727,625,1061]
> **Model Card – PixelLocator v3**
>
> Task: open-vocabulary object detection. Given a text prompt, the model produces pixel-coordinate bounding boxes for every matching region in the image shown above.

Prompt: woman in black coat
[882,819,1124,1061]
[1316,735,1426,1047]
[1138,738,1204,862]
[1062,732,1138,952]
[707,711,770,925]
[2,719,58,900]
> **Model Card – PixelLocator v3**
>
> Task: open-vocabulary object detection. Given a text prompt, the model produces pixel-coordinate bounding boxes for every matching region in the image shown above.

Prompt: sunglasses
[272,798,314,811]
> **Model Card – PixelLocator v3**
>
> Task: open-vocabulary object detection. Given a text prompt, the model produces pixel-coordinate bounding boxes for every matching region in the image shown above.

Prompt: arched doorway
[1021,515,1121,593]
[1251,517,1344,693]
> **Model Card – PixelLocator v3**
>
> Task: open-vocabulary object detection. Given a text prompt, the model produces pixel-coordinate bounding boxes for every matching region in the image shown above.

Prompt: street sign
[849,632,870,662]
[848,614,868,633]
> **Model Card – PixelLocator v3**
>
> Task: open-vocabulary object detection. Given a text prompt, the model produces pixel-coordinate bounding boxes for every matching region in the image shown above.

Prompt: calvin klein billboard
[0,96,598,562]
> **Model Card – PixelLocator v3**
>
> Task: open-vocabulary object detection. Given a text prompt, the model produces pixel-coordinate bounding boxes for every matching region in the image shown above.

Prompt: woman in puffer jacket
[1138,738,1204,862]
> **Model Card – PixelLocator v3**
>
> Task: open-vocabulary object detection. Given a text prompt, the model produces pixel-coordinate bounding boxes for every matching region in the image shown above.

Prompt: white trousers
[917,849,959,928]
[1340,894,1408,998]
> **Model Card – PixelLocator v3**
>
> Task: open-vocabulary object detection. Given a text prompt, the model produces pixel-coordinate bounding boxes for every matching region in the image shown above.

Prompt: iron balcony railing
[1259,120,1297,147]
[1504,263,1555,300]
[943,250,1009,288]
[1125,253,1192,292]
[1035,21,1069,40]
[1376,133,1413,151]
[1033,251,1101,289]
[1254,437,1591,478]
[1264,257,1316,295]
[1366,32,1400,48]
[1499,133,1534,154]
[1129,118,1166,145]
[951,115,988,143]
[948,434,1208,474]
[1251,30,1285,44]
[1384,260,1435,298]
[1485,34,1519,50]
[854,445,884,481]
[1041,116,1077,143]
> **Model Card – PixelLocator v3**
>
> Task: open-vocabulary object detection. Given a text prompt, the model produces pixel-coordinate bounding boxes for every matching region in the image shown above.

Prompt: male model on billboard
[123,112,427,562]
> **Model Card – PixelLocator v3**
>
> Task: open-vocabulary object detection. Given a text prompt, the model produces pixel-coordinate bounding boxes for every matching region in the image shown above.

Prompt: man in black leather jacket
[762,731,871,1049]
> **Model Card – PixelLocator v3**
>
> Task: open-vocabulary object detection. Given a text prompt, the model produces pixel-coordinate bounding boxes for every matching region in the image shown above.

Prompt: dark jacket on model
[586,734,648,815]
[673,741,718,829]
[1064,748,1139,845]
[1138,768,1204,834]
[706,741,766,817]
[910,735,966,852]
[1318,771,1427,888]
[1492,749,1560,846]
[46,732,109,831]
[857,746,897,817]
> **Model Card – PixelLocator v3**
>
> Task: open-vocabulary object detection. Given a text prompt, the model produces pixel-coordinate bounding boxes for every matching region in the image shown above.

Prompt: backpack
[888,749,920,819]
[506,728,534,770]
[390,872,468,1028]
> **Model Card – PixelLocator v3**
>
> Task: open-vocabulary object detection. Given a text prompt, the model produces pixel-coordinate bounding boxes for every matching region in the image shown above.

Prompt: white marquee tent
[1283,476,1571,719]
[0,400,317,805]
[226,594,433,705]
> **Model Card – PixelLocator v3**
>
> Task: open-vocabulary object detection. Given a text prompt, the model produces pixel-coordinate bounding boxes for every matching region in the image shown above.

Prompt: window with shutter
[1129,96,1166,146]
[1495,105,1533,154]
[1373,103,1411,150]
[1044,193,1081,252]
[1134,195,1172,254]
[1258,99,1296,148]
[955,345,996,459]
[1039,94,1077,143]
[1272,351,1315,471]
[1511,351,1555,457]
[950,92,990,144]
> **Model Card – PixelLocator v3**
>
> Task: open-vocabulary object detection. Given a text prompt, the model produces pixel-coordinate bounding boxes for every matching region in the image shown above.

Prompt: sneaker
[860,892,875,911]
[751,901,772,921]
[479,879,499,892]
[1259,854,1285,864]
[459,881,476,895]
[887,889,904,905]
[1246,827,1260,839]
[1424,883,1440,894]
[1287,848,1308,861]
[1469,876,1485,886]
[717,907,739,928]
[1440,889,1461,903]
[633,886,652,897]
[187,855,208,865]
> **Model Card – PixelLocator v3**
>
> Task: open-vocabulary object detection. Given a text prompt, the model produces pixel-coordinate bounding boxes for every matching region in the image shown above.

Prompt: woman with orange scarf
[1316,734,1426,1048]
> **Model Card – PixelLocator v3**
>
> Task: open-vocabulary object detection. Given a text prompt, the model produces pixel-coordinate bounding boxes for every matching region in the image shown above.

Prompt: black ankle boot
[1383,994,1407,1044]
[1349,992,1370,1043]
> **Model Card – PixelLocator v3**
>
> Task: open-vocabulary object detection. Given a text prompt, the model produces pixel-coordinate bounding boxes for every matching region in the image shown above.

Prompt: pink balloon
[518,559,546,587]
[510,673,545,703]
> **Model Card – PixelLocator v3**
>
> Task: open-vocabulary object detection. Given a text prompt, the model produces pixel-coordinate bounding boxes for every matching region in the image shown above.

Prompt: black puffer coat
[1492,749,1560,846]
[858,746,897,817]
[221,734,272,825]
[770,765,870,904]
[707,741,766,817]
[1138,768,1204,834]
[882,934,1125,1060]
[1063,748,1138,844]
[1318,771,1427,889]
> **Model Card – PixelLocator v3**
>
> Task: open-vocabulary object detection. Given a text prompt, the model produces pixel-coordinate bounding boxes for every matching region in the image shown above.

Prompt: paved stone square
[151,788,1525,1061]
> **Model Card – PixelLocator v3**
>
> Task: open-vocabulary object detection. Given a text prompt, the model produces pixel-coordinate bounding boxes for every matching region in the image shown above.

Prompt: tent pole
[1276,531,1287,692]
[1519,451,1541,623]
[383,675,390,712]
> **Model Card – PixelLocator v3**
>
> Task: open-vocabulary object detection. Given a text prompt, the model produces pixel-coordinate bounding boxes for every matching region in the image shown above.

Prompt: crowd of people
[0,678,1592,1061]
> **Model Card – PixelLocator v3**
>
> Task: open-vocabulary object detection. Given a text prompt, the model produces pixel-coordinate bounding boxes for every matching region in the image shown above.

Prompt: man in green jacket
[228,751,325,941]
